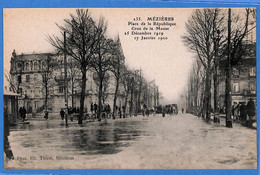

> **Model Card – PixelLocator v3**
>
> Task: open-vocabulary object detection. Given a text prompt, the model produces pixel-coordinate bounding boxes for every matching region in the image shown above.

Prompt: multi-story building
[9,50,159,116]
[9,50,127,115]
[218,42,256,110]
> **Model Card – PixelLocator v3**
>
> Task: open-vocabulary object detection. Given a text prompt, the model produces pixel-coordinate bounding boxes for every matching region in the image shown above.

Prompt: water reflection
[10,118,149,156]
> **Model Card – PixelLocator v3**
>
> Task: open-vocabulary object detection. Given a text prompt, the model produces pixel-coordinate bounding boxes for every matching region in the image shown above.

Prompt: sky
[3,8,195,104]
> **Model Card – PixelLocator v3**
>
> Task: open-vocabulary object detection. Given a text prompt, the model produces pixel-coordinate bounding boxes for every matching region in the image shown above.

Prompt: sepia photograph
[3,8,257,169]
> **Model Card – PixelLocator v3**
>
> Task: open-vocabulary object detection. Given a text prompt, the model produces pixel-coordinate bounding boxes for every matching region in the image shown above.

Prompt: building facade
[9,50,127,115]
[218,42,256,111]
[9,50,159,116]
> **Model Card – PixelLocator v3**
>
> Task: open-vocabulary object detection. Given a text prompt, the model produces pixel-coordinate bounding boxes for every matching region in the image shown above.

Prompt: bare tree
[41,55,57,114]
[90,17,113,121]
[120,67,134,117]
[48,9,98,124]
[183,9,221,120]
[110,35,125,119]
[67,58,81,108]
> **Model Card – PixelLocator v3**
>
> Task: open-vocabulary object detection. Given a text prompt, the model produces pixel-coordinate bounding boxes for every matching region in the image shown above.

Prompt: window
[17,63,22,69]
[25,63,30,71]
[232,68,239,78]
[34,62,38,70]
[249,83,256,94]
[42,62,46,70]
[59,85,64,93]
[232,82,239,93]
[18,75,22,83]
[249,67,256,76]
[34,74,38,81]
[26,75,30,82]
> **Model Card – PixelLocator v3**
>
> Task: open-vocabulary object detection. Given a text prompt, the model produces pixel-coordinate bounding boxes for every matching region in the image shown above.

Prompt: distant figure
[22,106,27,121]
[122,106,126,118]
[247,98,256,121]
[107,104,111,118]
[240,102,247,121]
[44,111,48,120]
[94,103,98,114]
[119,107,122,118]
[143,104,147,117]
[182,108,184,114]
[19,107,23,119]
[162,107,165,117]
[60,109,65,120]
[232,102,237,119]
[234,103,239,120]
[90,102,94,114]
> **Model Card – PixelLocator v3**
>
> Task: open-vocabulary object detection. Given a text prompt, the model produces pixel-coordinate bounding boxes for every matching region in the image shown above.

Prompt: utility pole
[64,31,68,127]
[225,8,232,128]
[213,17,220,123]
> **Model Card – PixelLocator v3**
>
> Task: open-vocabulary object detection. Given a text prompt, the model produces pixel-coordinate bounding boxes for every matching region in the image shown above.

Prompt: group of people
[232,98,256,122]
[90,102,112,118]
[18,106,27,121]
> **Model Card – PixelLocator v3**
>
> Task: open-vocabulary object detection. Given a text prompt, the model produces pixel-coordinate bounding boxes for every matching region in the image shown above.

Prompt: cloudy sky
[4,8,196,104]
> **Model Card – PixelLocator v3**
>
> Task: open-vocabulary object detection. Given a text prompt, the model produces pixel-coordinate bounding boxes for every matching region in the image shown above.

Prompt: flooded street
[5,113,257,169]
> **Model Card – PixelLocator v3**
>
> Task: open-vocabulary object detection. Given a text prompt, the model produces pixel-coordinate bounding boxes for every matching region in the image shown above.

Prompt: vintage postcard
[3,7,257,170]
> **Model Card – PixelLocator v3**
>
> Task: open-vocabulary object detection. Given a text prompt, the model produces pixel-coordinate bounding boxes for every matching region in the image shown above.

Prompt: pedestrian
[44,110,48,120]
[90,102,94,115]
[22,106,27,121]
[234,103,239,120]
[60,109,65,120]
[107,104,111,118]
[94,102,98,114]
[162,106,165,117]
[76,107,79,113]
[182,108,184,114]
[19,107,23,119]
[119,107,122,118]
[143,104,147,117]
[232,102,236,119]
[247,98,256,121]
[240,102,247,121]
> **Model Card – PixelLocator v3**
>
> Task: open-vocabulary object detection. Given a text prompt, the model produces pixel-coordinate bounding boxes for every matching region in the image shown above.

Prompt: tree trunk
[71,81,74,108]
[203,70,211,120]
[112,76,119,119]
[213,64,219,122]
[98,75,103,121]
[124,92,128,118]
[138,80,142,113]
[129,84,134,117]
[206,74,211,121]
[79,69,86,124]
[45,82,48,112]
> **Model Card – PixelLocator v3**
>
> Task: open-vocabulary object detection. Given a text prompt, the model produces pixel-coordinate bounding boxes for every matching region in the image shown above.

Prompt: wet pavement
[5,113,257,169]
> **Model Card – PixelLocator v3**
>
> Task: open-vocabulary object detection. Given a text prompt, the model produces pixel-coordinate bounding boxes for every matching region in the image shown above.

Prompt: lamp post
[64,31,68,127]
[225,8,232,128]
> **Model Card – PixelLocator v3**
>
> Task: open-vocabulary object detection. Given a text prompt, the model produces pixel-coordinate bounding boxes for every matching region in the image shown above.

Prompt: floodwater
[5,113,257,169]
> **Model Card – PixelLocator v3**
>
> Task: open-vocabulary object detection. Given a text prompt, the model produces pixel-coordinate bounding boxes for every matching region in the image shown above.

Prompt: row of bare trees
[48,9,159,124]
[183,8,255,127]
